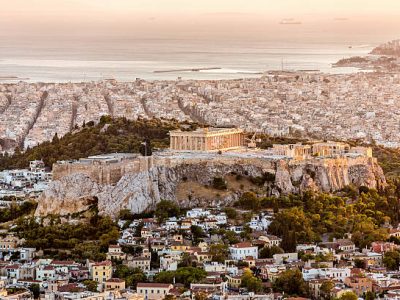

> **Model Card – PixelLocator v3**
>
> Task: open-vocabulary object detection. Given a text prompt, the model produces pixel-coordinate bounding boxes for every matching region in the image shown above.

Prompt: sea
[0,33,397,83]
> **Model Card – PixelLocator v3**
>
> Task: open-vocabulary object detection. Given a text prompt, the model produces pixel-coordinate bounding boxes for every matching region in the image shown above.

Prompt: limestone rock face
[36,156,387,218]
[35,174,101,216]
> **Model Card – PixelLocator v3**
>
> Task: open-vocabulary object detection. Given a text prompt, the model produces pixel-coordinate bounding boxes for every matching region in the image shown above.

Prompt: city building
[136,283,173,300]
[229,242,258,260]
[91,261,112,290]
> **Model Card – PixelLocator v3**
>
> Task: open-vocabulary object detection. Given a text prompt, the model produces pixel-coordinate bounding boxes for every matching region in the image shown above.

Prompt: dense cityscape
[1,0,400,299]
[2,69,400,153]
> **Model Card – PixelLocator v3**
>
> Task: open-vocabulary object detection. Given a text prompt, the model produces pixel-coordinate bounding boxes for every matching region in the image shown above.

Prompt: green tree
[241,269,264,293]
[365,291,376,300]
[269,207,316,243]
[175,267,207,287]
[235,192,260,210]
[272,269,308,296]
[281,230,297,252]
[83,280,98,292]
[224,207,238,220]
[155,267,206,287]
[319,280,334,300]
[212,177,227,190]
[190,225,206,244]
[119,209,135,220]
[353,259,365,269]
[154,271,176,284]
[209,243,229,263]
[259,245,284,259]
[29,284,41,299]
[383,250,400,271]
[337,291,358,300]
[155,200,180,223]
[114,265,146,288]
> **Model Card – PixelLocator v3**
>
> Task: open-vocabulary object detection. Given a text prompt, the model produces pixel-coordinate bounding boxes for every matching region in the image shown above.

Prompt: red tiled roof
[51,260,76,265]
[231,242,253,248]
[58,283,84,293]
[93,260,112,267]
[6,265,20,269]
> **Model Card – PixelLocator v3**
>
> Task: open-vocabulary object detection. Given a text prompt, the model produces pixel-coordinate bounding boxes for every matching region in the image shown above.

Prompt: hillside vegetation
[0,116,199,170]
[1,117,400,178]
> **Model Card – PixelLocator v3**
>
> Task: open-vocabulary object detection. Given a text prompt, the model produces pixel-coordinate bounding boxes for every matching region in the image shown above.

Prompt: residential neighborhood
[0,204,400,300]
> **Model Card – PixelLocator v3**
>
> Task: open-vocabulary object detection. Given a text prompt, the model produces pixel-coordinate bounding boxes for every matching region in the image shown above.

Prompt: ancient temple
[169,127,244,151]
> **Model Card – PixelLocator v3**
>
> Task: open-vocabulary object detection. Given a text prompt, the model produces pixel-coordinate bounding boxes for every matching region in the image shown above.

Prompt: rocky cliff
[35,153,387,218]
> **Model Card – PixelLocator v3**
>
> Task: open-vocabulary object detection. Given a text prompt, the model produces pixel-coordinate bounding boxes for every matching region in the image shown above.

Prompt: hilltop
[371,39,400,57]
[2,116,400,179]
[0,116,200,171]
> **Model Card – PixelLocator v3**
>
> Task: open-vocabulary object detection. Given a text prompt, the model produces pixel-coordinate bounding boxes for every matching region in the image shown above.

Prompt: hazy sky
[1,0,399,39]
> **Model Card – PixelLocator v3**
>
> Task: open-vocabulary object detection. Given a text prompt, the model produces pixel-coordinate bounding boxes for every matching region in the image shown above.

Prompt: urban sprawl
[1,70,400,152]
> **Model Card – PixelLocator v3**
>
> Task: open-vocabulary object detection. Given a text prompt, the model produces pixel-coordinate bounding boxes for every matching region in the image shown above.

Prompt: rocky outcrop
[36,155,387,218]
[35,174,101,216]
[371,40,400,57]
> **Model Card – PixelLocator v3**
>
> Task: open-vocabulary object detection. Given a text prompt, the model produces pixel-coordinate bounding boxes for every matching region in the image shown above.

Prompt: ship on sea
[280,18,302,25]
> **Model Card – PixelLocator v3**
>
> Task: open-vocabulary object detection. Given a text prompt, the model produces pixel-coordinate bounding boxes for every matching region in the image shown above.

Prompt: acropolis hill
[36,128,387,217]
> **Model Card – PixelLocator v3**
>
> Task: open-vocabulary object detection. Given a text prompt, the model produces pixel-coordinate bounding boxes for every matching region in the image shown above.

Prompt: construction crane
[245,132,262,148]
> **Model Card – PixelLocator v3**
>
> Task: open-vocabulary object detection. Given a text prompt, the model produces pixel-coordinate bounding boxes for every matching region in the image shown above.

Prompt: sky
[1,0,399,39]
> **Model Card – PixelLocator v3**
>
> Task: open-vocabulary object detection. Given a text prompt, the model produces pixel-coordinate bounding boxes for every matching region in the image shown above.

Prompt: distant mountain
[370,40,400,57]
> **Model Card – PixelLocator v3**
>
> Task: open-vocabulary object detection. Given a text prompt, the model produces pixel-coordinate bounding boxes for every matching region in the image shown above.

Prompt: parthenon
[169,127,245,151]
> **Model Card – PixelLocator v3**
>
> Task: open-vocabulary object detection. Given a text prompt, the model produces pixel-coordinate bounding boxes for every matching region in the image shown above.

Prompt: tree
[209,243,229,263]
[224,207,238,219]
[281,229,297,252]
[353,258,365,269]
[119,209,135,221]
[351,219,389,248]
[319,280,334,300]
[383,250,400,271]
[154,271,176,284]
[83,280,98,292]
[190,225,206,244]
[178,252,193,267]
[272,269,308,296]
[194,292,208,300]
[268,207,316,243]
[175,267,207,287]
[235,192,260,211]
[29,284,41,299]
[241,269,264,293]
[337,291,357,300]
[365,291,376,300]
[155,200,180,223]
[151,249,160,269]
[155,267,207,287]
[114,265,146,288]
[259,246,284,259]
[212,177,227,190]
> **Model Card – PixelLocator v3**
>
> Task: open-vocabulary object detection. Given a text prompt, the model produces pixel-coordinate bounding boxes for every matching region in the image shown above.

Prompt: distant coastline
[0,76,30,80]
